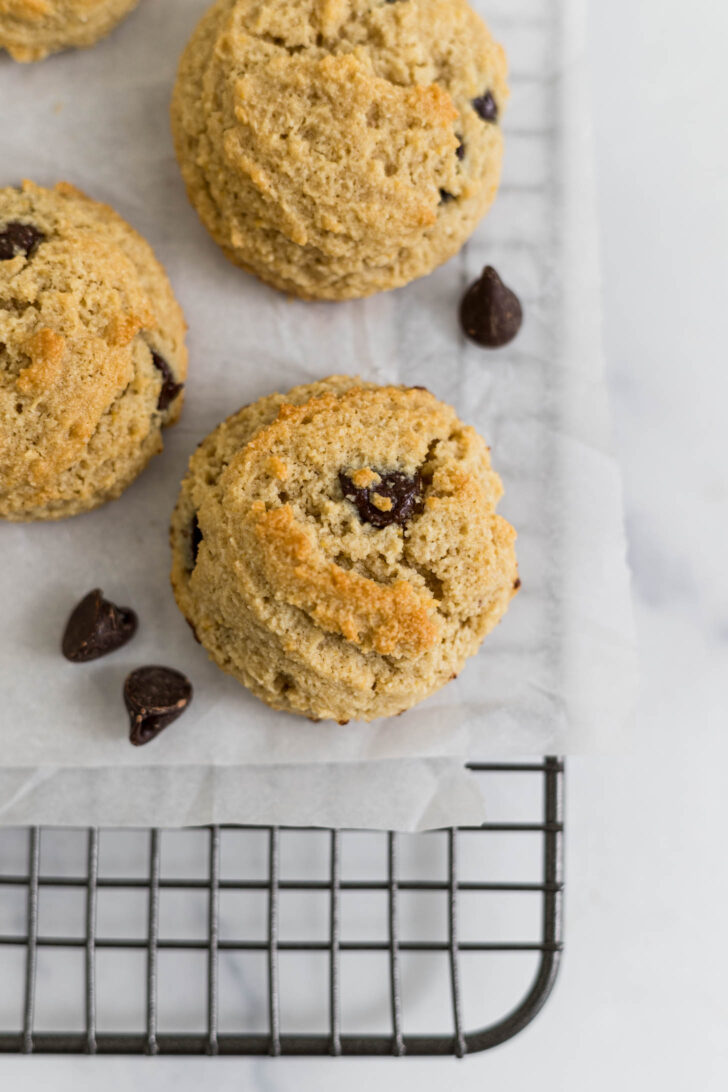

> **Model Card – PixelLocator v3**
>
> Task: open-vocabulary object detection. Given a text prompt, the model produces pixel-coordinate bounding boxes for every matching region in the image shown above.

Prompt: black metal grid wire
[0,759,564,1057]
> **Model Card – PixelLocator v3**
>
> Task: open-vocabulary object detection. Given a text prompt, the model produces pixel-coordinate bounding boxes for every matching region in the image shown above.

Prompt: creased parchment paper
[0,0,636,829]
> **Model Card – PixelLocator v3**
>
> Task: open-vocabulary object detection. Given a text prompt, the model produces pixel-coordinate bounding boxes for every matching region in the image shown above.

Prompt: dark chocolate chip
[190,514,203,567]
[472,91,498,122]
[456,136,466,161]
[439,189,456,204]
[339,469,423,529]
[460,266,523,348]
[62,588,138,663]
[0,222,44,261]
[151,351,184,412]
[514,577,522,591]
[124,666,193,746]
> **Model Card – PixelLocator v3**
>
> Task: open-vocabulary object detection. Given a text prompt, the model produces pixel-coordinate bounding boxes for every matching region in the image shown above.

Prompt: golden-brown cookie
[0,0,139,62]
[0,181,187,521]
[170,377,518,722]
[171,0,508,300]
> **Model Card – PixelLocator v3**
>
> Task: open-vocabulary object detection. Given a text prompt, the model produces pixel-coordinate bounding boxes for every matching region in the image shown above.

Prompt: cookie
[170,377,518,723]
[0,181,187,521]
[171,0,508,300]
[0,0,140,62]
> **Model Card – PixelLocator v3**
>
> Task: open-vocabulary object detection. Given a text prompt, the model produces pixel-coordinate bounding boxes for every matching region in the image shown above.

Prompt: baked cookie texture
[0,0,139,62]
[0,181,187,521]
[171,0,508,300]
[171,378,518,723]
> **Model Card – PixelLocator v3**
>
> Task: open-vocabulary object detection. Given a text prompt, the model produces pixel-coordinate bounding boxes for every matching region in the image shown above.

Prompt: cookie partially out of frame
[0,0,139,62]
[171,0,508,300]
[171,377,518,723]
[0,181,187,521]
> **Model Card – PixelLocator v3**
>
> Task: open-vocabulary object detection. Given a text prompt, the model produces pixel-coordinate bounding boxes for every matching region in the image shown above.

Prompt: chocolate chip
[190,514,203,568]
[514,577,522,591]
[460,266,523,348]
[439,189,456,204]
[473,91,498,122]
[0,222,44,261]
[62,589,138,663]
[151,351,184,412]
[124,666,193,746]
[339,469,423,529]
[456,136,466,161]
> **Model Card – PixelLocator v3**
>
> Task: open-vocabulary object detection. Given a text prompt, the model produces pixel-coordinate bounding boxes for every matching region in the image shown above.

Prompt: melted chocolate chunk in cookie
[0,222,44,261]
[124,666,193,746]
[190,514,203,567]
[62,588,138,663]
[151,351,184,412]
[456,136,466,161]
[460,266,523,348]
[339,469,423,529]
[439,189,456,204]
[473,91,498,122]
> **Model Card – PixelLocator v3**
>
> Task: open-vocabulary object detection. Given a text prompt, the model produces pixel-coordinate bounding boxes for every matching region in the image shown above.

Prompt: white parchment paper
[0,0,637,829]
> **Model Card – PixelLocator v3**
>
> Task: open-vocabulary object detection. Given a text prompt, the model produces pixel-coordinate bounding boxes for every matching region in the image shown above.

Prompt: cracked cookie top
[0,181,187,521]
[171,377,518,722]
[171,0,508,299]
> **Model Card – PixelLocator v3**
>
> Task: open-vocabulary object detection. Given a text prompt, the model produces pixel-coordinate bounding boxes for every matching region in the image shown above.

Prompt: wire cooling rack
[0,759,563,1057]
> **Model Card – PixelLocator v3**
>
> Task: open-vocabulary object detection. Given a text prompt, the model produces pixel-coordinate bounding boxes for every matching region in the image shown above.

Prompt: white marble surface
[2,0,727,1087]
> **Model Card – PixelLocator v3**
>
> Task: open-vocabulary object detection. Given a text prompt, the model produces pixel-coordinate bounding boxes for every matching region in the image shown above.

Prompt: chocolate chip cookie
[0,0,139,62]
[0,181,187,521]
[170,377,518,723]
[171,0,508,300]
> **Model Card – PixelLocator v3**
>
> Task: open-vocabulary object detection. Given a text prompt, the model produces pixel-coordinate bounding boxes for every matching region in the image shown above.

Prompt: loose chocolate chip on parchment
[460,266,523,348]
[62,588,138,663]
[151,351,184,412]
[339,469,423,529]
[473,91,498,122]
[0,222,44,261]
[124,666,193,746]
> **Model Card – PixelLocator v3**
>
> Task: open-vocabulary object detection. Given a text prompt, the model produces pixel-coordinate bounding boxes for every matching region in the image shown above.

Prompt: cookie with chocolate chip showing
[0,0,140,62]
[171,0,508,300]
[170,377,518,723]
[0,181,187,521]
